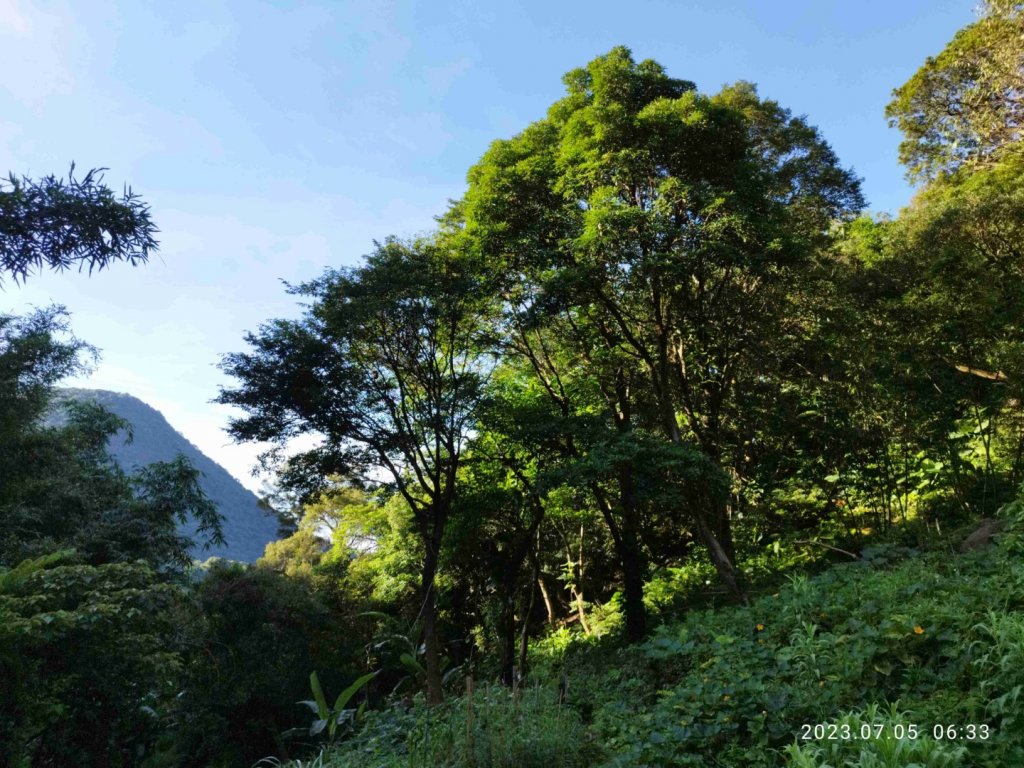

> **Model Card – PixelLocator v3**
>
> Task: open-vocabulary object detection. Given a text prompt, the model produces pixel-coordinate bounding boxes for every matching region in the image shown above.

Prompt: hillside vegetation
[310,512,1024,767]
[2,2,1024,766]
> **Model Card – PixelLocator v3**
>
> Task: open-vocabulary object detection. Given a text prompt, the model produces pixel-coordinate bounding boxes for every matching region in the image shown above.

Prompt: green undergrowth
[307,503,1024,768]
[303,683,598,768]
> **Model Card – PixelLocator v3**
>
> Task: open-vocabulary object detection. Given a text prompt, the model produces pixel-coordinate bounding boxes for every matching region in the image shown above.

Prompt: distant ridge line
[53,388,280,563]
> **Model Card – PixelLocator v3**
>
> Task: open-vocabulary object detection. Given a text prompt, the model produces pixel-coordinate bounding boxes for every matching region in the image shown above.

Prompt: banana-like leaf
[441,664,463,686]
[356,610,394,622]
[309,671,329,720]
[333,671,377,713]
[399,653,426,676]
[373,633,417,652]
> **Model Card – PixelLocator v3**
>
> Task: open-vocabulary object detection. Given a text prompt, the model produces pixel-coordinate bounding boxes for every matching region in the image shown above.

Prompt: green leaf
[400,653,426,676]
[309,671,329,720]
[333,671,377,713]
[0,549,76,593]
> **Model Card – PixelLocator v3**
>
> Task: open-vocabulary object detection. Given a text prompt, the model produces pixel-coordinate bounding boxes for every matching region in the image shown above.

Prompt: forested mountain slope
[5,0,1024,762]
[54,388,279,562]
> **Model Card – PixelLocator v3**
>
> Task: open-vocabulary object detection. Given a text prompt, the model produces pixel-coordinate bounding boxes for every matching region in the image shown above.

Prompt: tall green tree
[835,2,1024,521]
[0,307,90,458]
[826,159,1024,521]
[218,237,493,704]
[886,0,1023,181]
[457,47,863,619]
[446,367,569,681]
[0,163,254,766]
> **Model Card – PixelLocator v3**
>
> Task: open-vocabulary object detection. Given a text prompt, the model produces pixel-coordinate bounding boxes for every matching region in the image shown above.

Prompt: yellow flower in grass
[914,625,925,635]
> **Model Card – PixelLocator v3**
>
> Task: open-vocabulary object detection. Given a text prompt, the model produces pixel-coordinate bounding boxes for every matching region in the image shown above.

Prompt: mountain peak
[54,388,280,563]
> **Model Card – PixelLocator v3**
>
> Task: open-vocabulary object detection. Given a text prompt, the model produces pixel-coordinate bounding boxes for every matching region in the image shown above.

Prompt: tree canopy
[453,46,863,633]
[219,236,494,703]
[886,0,1024,181]
[0,165,157,284]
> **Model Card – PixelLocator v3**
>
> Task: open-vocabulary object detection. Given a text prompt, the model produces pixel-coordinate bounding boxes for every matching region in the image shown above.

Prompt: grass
[311,682,598,768]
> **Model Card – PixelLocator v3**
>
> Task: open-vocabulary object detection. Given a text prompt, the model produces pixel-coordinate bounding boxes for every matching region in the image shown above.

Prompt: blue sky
[1,0,972,491]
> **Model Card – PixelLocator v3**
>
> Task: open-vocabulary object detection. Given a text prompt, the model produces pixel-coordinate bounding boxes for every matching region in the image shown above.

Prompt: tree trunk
[573,586,591,634]
[589,465,647,641]
[499,591,517,687]
[716,505,736,563]
[663,405,742,601]
[619,536,647,641]
[519,551,541,679]
[420,536,444,705]
[538,574,556,627]
[693,512,746,603]
[618,465,647,641]
[565,531,592,634]
[497,512,545,687]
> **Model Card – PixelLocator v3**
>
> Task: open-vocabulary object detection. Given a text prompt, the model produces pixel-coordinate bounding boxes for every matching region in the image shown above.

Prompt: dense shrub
[151,562,366,768]
[0,554,179,767]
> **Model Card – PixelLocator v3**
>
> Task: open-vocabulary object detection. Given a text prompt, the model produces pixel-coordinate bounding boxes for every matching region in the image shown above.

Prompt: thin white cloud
[0,0,29,35]
[0,0,75,106]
